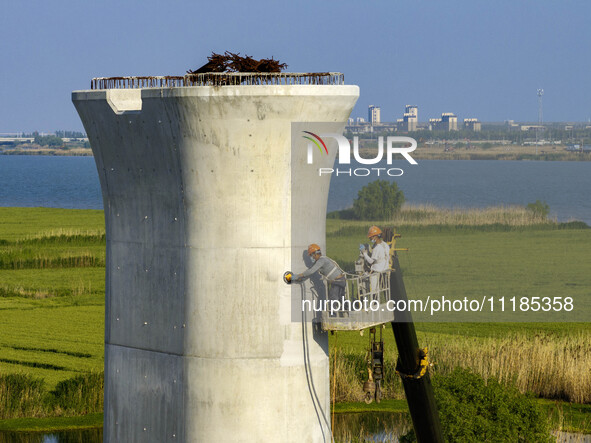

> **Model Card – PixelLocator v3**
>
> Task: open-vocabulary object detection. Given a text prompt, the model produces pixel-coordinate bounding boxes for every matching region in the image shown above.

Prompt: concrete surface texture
[73,84,359,442]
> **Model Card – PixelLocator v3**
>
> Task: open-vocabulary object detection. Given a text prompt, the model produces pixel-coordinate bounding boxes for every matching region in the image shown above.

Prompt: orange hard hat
[367,226,382,238]
[307,244,321,256]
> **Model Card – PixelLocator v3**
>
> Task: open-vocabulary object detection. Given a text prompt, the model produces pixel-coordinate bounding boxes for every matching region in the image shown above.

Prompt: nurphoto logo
[302,132,418,177]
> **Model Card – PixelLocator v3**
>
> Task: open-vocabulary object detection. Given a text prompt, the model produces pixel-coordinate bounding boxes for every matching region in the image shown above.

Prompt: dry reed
[331,332,591,404]
[427,332,591,404]
[393,203,555,227]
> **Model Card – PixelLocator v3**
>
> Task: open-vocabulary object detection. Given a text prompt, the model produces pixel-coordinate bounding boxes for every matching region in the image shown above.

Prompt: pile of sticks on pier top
[187,51,287,74]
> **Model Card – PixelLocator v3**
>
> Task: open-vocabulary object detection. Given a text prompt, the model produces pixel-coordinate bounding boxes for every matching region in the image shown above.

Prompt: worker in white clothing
[359,226,390,297]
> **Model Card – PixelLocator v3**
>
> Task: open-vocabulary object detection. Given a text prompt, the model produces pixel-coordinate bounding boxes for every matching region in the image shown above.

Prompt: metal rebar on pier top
[73,72,358,442]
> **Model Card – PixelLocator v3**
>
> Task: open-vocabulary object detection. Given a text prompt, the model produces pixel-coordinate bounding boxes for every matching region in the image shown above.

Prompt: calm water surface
[0,156,101,209]
[0,428,102,443]
[328,159,591,224]
[1,156,589,224]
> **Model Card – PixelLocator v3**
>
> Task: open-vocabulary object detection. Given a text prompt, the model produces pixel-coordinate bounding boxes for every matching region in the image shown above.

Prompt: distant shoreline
[361,144,591,161]
[0,148,93,157]
[2,144,590,161]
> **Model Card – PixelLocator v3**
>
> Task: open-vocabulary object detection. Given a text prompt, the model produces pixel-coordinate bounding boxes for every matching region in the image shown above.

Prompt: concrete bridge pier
[73,79,358,442]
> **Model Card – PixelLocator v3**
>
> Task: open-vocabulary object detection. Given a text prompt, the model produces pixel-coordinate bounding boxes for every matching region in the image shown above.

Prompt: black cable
[300,282,334,443]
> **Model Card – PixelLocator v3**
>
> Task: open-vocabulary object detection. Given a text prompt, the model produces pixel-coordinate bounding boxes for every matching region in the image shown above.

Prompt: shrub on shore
[400,368,554,443]
[48,372,104,415]
[0,372,103,420]
[352,180,405,221]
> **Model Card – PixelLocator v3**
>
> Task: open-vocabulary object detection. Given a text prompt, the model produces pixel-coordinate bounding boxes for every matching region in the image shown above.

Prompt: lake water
[0,414,409,443]
[328,159,591,224]
[0,428,102,443]
[1,155,589,224]
[0,156,101,209]
[2,416,587,442]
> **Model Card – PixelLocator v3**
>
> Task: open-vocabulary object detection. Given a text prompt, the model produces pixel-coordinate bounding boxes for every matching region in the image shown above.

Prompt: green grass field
[0,208,105,421]
[327,216,590,319]
[325,218,591,407]
[0,209,105,384]
[0,206,589,433]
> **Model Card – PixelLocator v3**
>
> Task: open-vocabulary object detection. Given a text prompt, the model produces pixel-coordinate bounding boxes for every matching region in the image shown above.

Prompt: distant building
[566,144,591,152]
[441,113,458,131]
[347,125,372,134]
[520,125,545,131]
[505,120,520,130]
[368,105,381,124]
[429,112,458,131]
[463,118,481,132]
[346,116,372,133]
[398,105,418,131]
[428,118,441,131]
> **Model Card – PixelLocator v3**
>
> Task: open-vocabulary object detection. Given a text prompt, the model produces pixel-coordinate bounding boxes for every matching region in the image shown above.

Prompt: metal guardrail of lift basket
[90,73,345,90]
[321,270,394,331]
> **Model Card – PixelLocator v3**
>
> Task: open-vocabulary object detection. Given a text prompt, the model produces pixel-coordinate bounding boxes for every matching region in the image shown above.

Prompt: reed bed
[0,375,46,419]
[0,251,103,270]
[0,279,93,299]
[0,231,105,271]
[330,348,403,403]
[0,373,103,420]
[0,227,105,300]
[48,373,104,415]
[392,203,555,227]
[0,286,54,299]
[427,332,591,404]
[18,229,105,244]
[330,331,591,404]
[326,203,571,239]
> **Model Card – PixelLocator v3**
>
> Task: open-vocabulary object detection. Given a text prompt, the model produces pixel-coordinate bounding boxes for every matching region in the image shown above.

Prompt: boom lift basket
[321,270,394,331]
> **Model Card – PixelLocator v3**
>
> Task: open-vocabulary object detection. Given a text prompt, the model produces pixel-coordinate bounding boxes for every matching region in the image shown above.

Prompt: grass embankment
[414,144,591,161]
[0,146,93,157]
[0,412,103,432]
[326,205,591,433]
[0,208,105,424]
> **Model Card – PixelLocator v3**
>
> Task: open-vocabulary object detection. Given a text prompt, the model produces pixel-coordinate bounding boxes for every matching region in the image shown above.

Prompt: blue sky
[1,0,590,132]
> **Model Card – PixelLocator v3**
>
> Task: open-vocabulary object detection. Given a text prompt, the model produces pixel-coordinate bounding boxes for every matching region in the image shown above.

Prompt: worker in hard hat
[359,226,390,294]
[294,244,347,307]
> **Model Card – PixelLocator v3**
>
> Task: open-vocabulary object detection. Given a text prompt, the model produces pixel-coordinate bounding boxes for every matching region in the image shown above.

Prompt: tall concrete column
[73,81,358,442]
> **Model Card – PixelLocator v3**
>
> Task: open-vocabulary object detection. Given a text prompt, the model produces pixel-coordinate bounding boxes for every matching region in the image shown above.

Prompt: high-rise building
[441,113,458,131]
[463,118,481,131]
[368,105,381,124]
[429,112,458,131]
[401,105,418,131]
[406,105,417,116]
